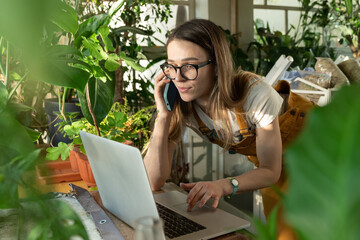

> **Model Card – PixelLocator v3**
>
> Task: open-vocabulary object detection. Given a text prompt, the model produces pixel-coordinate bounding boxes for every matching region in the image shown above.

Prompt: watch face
[231,179,238,186]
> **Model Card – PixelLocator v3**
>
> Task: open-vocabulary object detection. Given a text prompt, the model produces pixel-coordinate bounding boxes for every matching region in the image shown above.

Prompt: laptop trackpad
[173,203,215,216]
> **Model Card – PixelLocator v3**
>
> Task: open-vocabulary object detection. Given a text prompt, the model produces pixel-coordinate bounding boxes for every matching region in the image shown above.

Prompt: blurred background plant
[72,0,172,112]
[110,0,172,112]
[0,0,92,237]
[224,0,360,75]
[242,0,338,76]
[0,0,168,238]
[0,0,173,145]
[330,0,360,58]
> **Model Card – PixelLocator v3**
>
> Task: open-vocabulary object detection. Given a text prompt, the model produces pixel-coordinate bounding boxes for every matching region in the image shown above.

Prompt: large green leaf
[0,108,35,165]
[81,37,108,61]
[105,53,121,71]
[47,0,78,35]
[0,0,44,53]
[74,13,110,47]
[27,45,90,92]
[119,52,146,72]
[285,85,360,240]
[0,0,77,58]
[25,127,41,143]
[41,46,89,91]
[73,0,125,47]
[39,60,90,93]
[25,200,89,240]
[112,26,153,36]
[254,206,278,240]
[108,0,126,17]
[78,73,115,126]
[0,82,8,111]
[46,45,81,58]
[99,26,115,52]
[7,102,33,113]
[0,149,40,208]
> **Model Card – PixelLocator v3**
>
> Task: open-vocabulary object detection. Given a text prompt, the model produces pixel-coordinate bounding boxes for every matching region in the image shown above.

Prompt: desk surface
[36,179,254,240]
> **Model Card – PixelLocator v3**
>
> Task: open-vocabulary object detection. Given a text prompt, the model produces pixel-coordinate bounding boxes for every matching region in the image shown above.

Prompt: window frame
[253,0,302,33]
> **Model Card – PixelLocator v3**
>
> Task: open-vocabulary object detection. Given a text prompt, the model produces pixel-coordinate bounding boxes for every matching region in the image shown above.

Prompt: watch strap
[227,177,238,199]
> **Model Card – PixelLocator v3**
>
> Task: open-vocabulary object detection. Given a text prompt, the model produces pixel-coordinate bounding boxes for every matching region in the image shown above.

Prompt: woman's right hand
[144,72,177,190]
[154,72,173,119]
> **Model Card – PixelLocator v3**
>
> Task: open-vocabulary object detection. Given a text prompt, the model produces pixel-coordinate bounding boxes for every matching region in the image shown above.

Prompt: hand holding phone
[163,80,179,111]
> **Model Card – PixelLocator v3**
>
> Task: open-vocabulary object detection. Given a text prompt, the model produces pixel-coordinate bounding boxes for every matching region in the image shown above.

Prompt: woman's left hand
[180,180,228,211]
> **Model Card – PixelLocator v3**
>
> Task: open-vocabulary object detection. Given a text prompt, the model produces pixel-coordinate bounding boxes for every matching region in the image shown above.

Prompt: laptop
[79,131,250,240]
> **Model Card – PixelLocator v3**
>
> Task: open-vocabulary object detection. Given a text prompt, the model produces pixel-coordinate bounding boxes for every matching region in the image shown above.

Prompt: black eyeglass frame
[160,60,212,80]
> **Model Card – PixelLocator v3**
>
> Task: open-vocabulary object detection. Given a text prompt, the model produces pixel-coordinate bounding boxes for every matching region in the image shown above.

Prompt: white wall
[195,0,254,50]
[237,0,254,49]
[208,0,231,30]
[195,0,209,19]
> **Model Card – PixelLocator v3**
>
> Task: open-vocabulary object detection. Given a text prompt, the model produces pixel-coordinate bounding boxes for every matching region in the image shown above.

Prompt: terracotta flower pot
[73,147,96,187]
[69,150,79,172]
[123,140,134,146]
[35,160,81,184]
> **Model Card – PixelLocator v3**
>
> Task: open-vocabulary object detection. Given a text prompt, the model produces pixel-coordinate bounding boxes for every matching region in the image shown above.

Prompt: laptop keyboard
[156,203,206,239]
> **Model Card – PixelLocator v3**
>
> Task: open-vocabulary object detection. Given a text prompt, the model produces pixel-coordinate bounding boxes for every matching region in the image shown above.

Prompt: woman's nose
[174,69,186,82]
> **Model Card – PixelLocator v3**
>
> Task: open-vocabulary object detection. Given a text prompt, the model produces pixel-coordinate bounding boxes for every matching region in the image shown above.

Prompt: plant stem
[58,88,67,121]
[0,37,6,75]
[5,41,9,87]
[85,83,100,136]
[8,72,28,101]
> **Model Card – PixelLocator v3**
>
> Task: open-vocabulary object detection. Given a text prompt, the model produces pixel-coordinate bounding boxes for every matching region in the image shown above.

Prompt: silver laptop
[79,131,250,240]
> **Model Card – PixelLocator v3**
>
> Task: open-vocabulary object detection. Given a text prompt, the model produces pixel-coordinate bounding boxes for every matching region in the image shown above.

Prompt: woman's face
[166,39,215,108]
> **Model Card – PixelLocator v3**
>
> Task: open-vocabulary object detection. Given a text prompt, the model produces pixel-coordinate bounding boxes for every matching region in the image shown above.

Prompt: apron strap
[235,110,255,138]
[193,109,213,136]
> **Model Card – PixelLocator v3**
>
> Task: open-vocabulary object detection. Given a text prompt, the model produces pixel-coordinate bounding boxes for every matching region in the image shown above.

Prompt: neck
[195,99,210,116]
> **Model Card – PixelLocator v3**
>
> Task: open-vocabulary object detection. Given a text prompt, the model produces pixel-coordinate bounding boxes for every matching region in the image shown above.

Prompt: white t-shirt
[186,80,283,143]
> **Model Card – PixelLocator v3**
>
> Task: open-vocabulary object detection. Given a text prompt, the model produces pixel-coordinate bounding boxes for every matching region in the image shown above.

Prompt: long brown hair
[167,19,258,148]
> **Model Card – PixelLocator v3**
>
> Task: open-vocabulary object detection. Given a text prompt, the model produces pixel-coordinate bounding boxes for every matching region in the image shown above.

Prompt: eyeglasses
[160,60,212,80]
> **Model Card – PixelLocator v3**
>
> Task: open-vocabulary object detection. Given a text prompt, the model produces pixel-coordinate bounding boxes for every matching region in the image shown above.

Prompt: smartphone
[163,80,179,111]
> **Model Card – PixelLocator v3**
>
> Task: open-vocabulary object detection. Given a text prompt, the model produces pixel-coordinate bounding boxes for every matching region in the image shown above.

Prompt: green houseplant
[109,0,172,111]
[0,0,90,238]
[47,100,154,160]
[1,0,156,235]
[247,18,336,76]
[299,0,360,58]
[41,0,146,144]
[45,100,155,185]
[44,0,170,144]
[332,0,360,58]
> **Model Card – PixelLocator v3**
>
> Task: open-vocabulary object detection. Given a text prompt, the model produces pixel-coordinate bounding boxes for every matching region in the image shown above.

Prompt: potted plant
[45,100,154,186]
[40,0,144,146]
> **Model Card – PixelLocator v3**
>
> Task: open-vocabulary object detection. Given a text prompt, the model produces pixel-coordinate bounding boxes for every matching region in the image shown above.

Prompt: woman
[144,17,283,225]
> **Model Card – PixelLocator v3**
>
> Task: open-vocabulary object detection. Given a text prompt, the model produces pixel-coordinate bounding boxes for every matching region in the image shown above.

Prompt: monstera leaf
[35,45,90,93]
[78,72,115,126]
[285,84,360,240]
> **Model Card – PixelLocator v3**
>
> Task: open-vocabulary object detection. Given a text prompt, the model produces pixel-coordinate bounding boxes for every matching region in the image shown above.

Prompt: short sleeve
[244,80,283,129]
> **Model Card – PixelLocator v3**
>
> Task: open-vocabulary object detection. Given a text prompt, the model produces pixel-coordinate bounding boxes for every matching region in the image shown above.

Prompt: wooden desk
[38,180,254,240]
[38,180,89,194]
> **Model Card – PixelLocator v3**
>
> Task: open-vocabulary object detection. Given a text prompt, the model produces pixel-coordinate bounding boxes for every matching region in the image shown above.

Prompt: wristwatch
[227,177,239,198]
